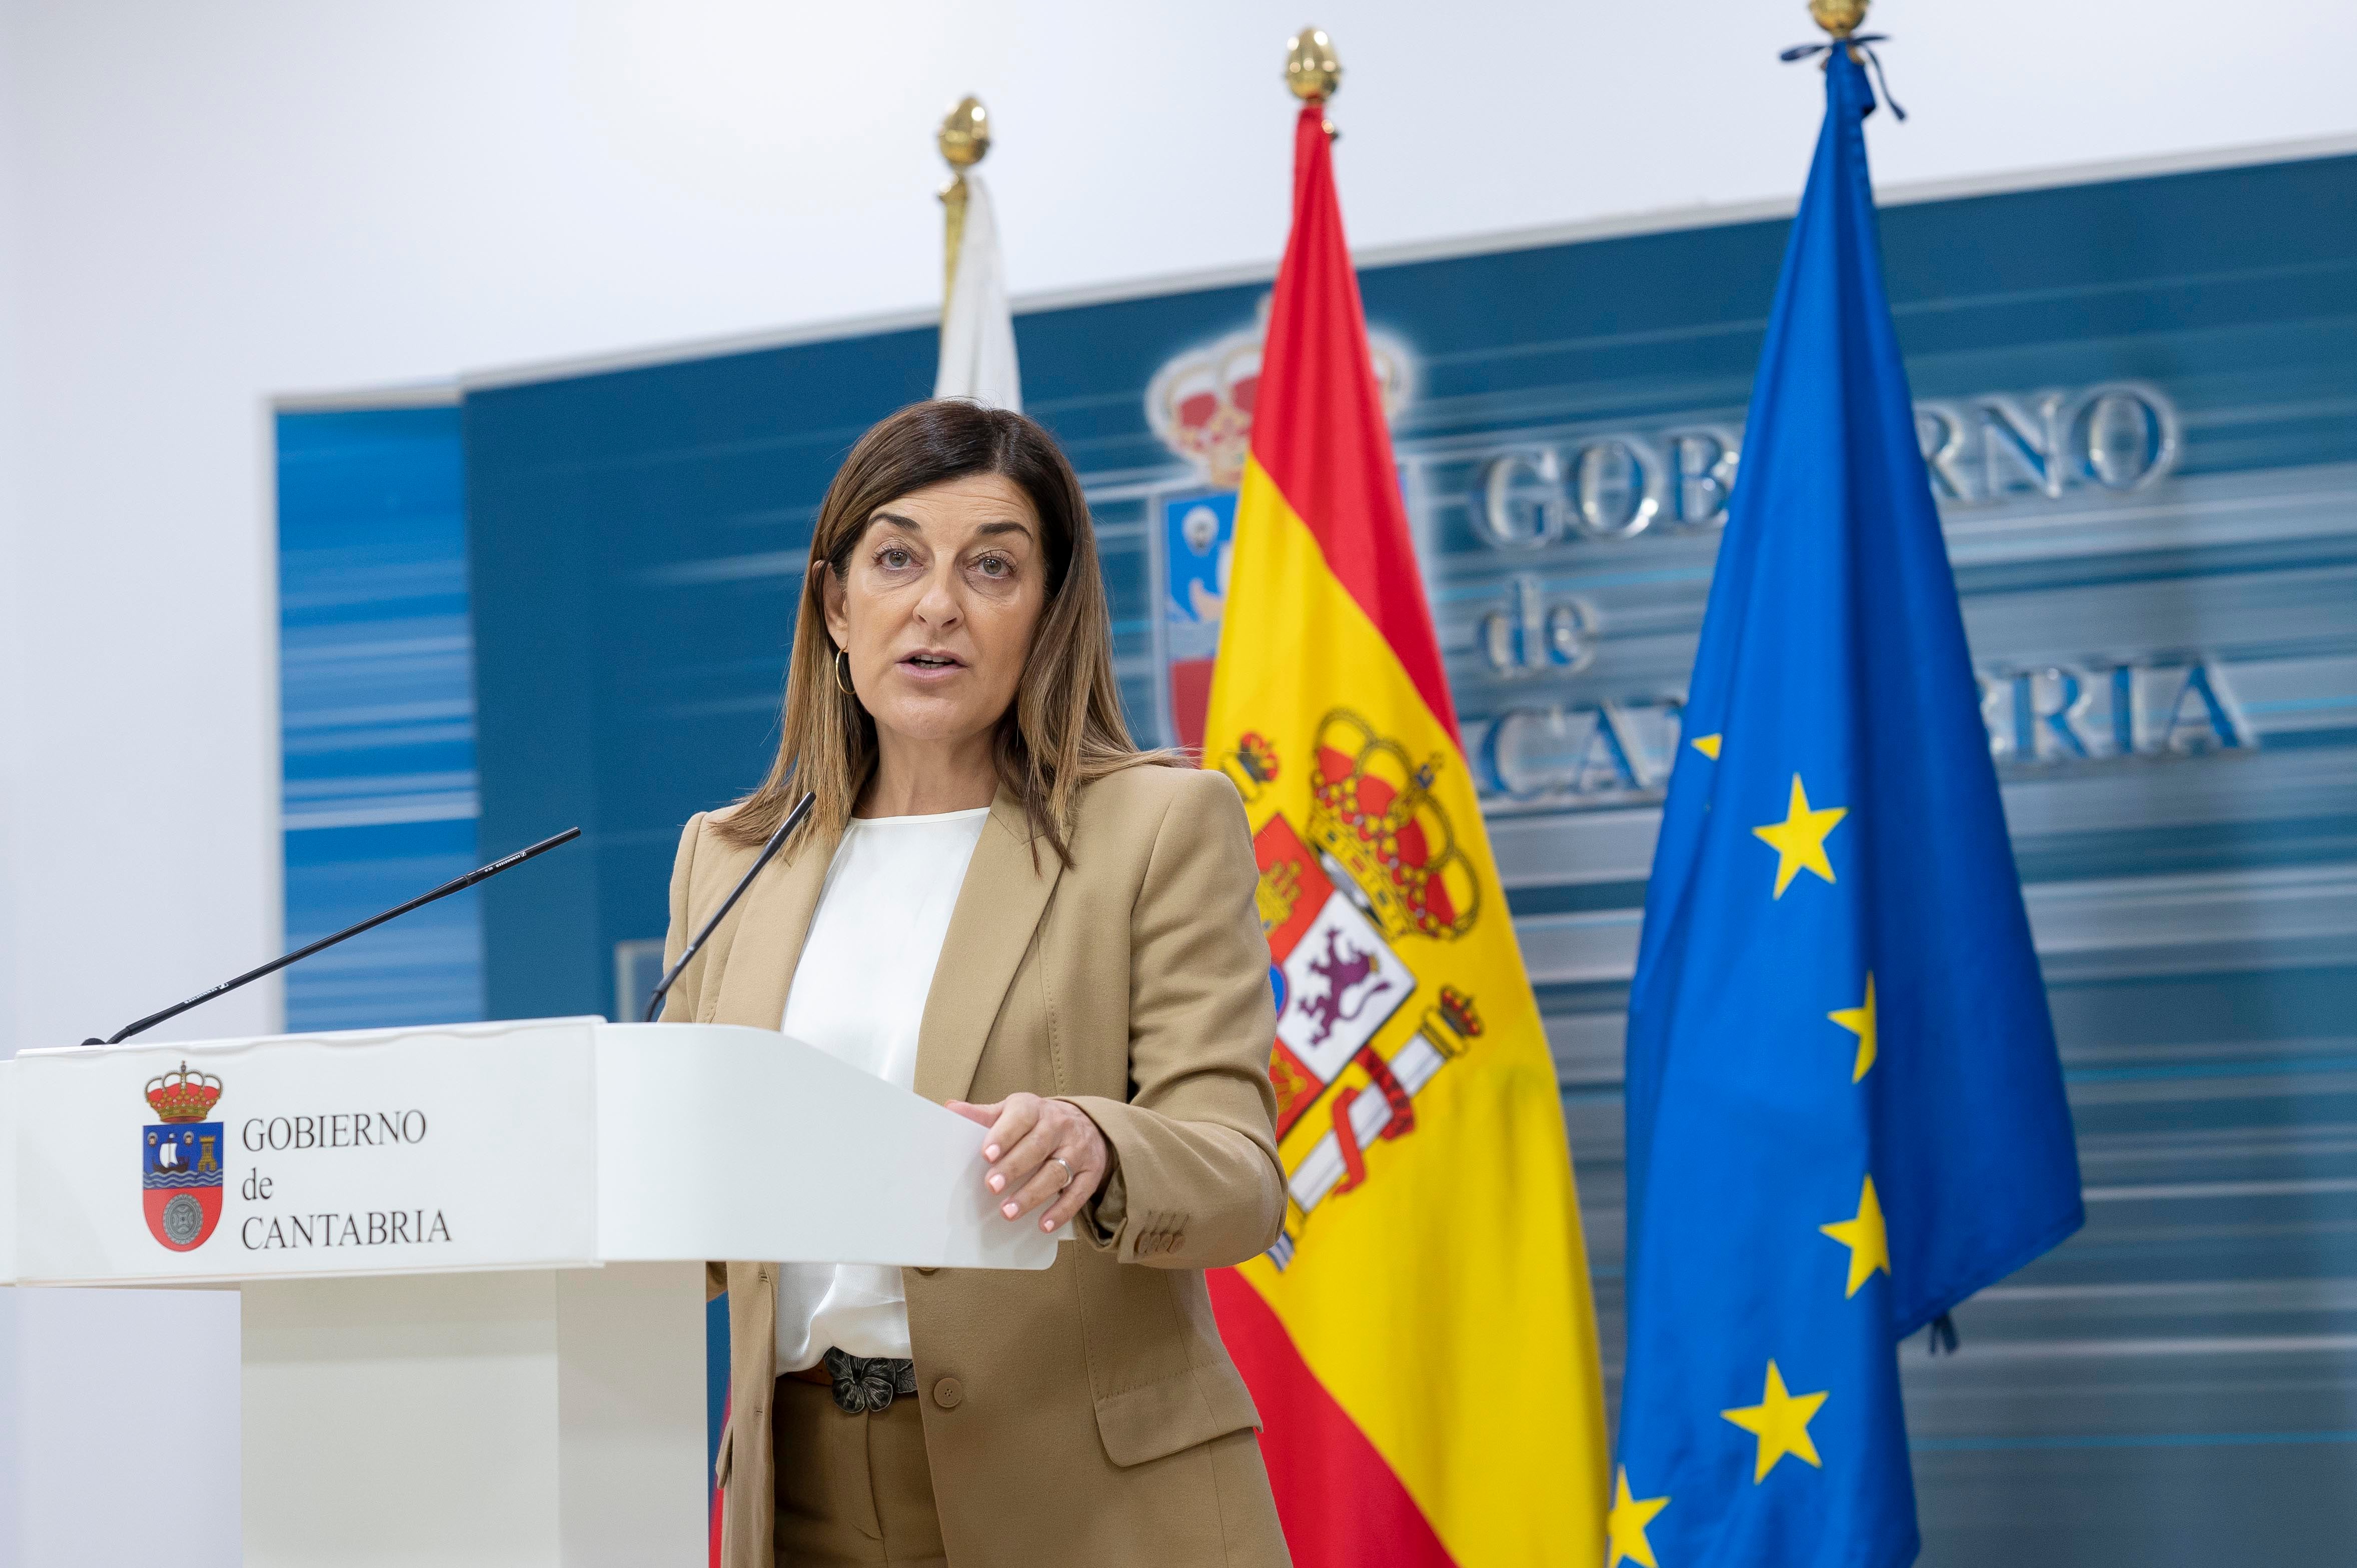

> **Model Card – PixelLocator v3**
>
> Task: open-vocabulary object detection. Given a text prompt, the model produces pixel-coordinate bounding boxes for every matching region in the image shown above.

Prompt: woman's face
[822,473,1048,755]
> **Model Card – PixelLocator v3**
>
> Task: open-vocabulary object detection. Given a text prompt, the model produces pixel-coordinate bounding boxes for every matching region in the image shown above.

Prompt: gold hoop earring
[833,648,856,698]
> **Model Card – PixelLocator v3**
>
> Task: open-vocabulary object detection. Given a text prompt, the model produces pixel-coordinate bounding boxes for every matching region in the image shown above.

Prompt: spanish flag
[1202,102,1611,1567]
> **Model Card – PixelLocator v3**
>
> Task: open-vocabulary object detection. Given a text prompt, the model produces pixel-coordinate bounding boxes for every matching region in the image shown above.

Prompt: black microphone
[85,827,584,1046]
[644,790,815,1022]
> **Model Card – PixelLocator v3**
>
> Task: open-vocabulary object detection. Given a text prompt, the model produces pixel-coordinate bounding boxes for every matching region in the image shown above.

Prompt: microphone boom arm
[87,827,584,1046]
[643,791,815,1022]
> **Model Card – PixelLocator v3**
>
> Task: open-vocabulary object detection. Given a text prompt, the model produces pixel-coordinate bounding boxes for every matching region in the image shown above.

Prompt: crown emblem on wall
[145,1061,224,1123]
[1306,710,1479,942]
[1144,299,1417,489]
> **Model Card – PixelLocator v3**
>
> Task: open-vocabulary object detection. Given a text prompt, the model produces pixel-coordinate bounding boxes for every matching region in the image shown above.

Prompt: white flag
[934,173,1021,412]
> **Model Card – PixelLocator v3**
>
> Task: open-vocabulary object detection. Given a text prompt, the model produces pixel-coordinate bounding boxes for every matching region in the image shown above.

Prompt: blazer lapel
[710,823,839,1030]
[914,787,1063,1105]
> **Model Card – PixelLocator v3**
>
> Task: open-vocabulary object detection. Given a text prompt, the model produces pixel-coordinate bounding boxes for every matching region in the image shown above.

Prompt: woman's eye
[975,554,1011,578]
[878,547,913,570]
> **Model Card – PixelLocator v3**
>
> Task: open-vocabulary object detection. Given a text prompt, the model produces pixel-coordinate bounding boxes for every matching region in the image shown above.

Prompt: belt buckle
[821,1347,917,1414]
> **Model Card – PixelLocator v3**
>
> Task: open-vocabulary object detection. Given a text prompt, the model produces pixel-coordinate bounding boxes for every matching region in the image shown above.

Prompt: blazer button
[914,1266,939,1276]
[932,1377,964,1410]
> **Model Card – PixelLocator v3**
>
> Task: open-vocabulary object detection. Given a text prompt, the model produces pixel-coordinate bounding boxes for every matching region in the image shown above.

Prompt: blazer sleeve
[1062,769,1286,1270]
[657,811,709,1025]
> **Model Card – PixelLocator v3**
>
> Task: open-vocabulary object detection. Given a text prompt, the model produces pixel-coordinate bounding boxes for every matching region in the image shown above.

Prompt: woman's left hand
[946,1093,1111,1233]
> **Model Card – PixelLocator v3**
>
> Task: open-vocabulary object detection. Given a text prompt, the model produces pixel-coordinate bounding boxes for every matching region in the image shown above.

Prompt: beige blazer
[660,764,1294,1568]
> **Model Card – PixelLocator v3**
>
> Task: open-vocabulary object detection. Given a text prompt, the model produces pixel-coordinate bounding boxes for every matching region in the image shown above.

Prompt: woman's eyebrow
[973,520,1033,539]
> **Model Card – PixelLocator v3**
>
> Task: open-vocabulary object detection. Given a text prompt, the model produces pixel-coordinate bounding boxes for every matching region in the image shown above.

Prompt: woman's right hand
[948,1093,1113,1234]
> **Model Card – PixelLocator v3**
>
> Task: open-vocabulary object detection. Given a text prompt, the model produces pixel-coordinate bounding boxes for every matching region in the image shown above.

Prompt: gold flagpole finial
[938,95,990,171]
[1285,27,1341,103]
[1808,0,1869,39]
[937,95,990,307]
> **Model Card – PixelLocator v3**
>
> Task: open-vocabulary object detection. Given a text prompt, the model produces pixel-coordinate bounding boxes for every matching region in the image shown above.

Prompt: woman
[658,400,1292,1568]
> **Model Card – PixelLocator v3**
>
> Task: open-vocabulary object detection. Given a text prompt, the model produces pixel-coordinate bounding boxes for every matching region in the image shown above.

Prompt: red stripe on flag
[1248,103,1460,742]
[1209,1267,1459,1568]
[710,1392,727,1567]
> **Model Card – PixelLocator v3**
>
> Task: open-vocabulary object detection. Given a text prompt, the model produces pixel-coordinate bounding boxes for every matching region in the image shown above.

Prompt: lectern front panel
[12,1017,604,1285]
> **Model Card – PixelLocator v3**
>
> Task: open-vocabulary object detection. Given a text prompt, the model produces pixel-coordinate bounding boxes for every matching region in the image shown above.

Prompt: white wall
[0,18,24,1553]
[0,1,2352,1561]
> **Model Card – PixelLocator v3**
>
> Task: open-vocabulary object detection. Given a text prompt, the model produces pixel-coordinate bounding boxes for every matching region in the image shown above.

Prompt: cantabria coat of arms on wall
[1146,303,1416,751]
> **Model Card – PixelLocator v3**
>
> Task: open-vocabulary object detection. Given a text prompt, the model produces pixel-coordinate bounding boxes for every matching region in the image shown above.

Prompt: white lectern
[0,1017,1058,1566]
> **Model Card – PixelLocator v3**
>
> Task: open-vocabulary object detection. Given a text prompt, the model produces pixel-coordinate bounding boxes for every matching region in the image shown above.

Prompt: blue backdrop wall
[276,406,484,1031]
[291,150,2357,1561]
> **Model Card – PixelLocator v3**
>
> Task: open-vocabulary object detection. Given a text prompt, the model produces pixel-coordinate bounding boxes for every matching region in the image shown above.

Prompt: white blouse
[772,805,990,1371]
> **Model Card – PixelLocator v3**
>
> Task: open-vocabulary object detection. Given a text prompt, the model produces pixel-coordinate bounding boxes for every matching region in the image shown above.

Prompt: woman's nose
[913,567,963,627]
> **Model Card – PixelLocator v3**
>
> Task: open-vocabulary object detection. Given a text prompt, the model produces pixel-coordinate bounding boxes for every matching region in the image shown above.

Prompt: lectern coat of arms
[141,1061,225,1250]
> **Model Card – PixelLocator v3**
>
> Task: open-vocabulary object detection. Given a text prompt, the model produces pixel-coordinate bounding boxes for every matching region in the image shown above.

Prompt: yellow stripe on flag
[1208,457,1610,1568]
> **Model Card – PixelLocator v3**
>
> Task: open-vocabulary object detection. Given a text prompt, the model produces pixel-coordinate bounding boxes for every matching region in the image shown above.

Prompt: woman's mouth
[900,651,965,673]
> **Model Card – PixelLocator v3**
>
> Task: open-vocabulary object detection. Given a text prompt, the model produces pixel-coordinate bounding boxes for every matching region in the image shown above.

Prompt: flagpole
[936,95,990,308]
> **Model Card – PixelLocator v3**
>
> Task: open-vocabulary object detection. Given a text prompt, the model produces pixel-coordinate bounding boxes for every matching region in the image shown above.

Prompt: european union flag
[1613,47,2085,1568]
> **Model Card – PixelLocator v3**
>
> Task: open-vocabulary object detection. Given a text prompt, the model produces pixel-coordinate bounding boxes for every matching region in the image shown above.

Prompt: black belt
[787,1348,917,1413]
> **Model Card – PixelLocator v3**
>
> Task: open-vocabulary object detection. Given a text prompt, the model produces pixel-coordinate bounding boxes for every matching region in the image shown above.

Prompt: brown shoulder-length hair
[718,399,1174,861]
